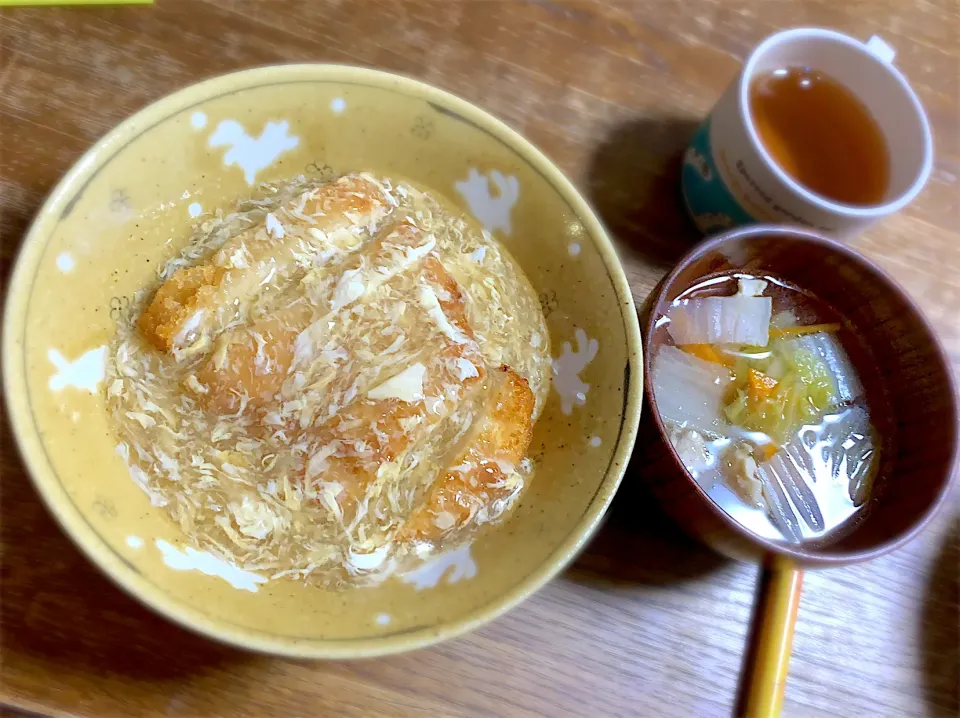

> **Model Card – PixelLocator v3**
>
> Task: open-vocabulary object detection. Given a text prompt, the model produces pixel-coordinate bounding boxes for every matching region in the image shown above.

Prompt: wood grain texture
[0,1,957,716]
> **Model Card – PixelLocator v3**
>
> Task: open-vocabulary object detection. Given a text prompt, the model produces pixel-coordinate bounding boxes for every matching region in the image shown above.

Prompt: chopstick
[736,557,804,717]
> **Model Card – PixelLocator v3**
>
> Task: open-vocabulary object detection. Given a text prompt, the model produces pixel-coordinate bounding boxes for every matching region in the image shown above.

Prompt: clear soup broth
[651,272,893,544]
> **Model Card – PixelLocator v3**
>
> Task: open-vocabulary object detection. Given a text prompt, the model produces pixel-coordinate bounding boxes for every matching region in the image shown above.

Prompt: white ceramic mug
[681,28,933,240]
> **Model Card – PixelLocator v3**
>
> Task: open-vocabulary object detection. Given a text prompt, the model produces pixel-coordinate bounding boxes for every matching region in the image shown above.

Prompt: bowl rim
[2,63,643,658]
[642,223,959,566]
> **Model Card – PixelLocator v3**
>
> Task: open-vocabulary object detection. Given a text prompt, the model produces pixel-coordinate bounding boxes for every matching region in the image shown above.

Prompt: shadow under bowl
[637,224,958,566]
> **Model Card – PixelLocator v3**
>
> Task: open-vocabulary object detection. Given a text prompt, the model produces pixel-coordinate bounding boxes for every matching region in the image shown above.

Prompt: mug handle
[865,35,896,64]
[736,557,804,718]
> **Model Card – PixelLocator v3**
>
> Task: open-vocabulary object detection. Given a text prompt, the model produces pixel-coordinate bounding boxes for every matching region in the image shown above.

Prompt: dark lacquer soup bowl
[638,225,957,567]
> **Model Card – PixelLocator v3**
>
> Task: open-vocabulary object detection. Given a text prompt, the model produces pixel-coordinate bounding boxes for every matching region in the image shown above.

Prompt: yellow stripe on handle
[738,558,804,718]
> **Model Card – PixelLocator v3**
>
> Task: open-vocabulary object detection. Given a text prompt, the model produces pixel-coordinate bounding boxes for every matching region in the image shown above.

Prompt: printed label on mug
[681,116,757,235]
[682,82,822,235]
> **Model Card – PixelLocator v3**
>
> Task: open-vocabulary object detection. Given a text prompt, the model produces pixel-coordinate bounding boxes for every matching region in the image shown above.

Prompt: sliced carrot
[770,323,842,339]
[759,443,780,462]
[681,343,736,367]
[747,368,779,406]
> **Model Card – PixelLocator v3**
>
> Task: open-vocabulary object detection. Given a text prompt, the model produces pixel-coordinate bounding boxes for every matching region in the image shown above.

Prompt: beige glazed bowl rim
[2,64,644,658]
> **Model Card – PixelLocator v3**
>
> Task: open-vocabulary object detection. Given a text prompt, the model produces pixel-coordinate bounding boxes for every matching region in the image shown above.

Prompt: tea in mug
[749,67,890,207]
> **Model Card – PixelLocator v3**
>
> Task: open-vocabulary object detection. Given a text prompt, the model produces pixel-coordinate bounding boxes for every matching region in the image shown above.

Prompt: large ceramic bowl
[3,65,642,657]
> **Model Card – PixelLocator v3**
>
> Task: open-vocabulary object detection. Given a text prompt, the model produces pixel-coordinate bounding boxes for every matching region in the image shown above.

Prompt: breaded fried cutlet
[400,366,535,542]
[190,218,435,414]
[298,254,489,515]
[129,171,542,566]
[139,174,392,354]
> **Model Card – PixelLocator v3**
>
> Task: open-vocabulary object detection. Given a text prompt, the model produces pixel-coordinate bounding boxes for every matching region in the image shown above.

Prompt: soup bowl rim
[642,223,958,565]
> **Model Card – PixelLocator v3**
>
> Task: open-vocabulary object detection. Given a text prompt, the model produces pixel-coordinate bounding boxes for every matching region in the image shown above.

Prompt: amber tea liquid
[749,66,891,207]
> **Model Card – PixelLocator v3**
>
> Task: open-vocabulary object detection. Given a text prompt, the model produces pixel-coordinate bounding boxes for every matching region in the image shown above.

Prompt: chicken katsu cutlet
[108,172,549,586]
[139,173,392,356]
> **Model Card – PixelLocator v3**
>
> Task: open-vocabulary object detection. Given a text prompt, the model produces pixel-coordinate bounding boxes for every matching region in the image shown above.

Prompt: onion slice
[756,406,877,542]
[756,444,824,543]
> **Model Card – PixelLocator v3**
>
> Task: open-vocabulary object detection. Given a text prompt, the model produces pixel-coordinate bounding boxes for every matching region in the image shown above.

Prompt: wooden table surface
[1,1,957,716]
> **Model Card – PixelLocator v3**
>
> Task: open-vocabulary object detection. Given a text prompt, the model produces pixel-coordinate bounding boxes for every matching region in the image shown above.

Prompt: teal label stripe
[681,117,756,234]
